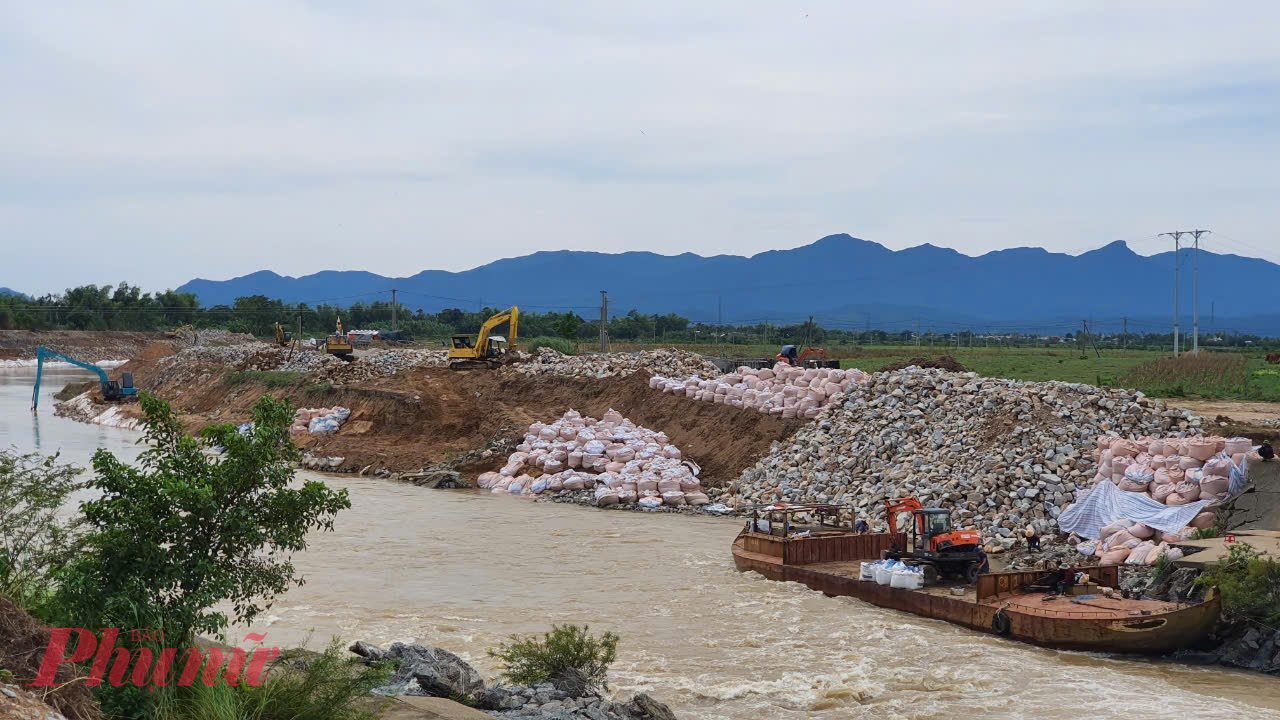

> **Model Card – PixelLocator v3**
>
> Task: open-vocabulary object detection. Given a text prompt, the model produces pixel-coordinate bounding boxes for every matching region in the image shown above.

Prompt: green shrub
[1196,543,1280,625]
[1189,527,1223,540]
[525,336,578,356]
[489,624,618,690]
[154,640,392,720]
[0,450,82,611]
[305,382,335,396]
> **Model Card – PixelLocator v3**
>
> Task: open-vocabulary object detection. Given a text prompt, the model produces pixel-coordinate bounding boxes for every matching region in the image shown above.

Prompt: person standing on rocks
[855,518,869,533]
[1024,526,1040,552]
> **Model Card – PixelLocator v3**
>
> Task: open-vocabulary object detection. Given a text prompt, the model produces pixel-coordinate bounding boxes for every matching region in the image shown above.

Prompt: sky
[3,1,1279,295]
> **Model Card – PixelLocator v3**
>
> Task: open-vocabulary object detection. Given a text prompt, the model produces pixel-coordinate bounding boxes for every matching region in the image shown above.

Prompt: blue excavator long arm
[31,345,112,412]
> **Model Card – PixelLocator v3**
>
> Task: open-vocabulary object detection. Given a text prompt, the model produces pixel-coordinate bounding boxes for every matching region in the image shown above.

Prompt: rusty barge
[732,504,1220,655]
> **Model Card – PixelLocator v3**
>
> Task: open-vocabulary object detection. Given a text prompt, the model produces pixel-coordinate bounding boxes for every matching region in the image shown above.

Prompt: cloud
[2,1,1278,293]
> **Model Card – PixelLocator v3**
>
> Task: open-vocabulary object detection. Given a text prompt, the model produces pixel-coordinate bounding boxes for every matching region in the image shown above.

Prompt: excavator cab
[884,497,984,585]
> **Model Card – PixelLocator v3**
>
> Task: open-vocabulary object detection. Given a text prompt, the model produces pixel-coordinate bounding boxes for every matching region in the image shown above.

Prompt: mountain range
[175,235,1280,335]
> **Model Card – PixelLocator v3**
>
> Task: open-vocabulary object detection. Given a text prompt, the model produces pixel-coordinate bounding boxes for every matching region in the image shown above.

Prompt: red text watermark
[32,629,280,690]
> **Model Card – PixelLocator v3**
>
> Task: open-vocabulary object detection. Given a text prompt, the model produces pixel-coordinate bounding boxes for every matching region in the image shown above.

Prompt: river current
[4,367,1278,719]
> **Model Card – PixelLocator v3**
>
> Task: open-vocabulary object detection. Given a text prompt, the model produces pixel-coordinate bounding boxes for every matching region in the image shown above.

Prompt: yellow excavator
[448,307,518,370]
[274,322,293,347]
[325,315,355,360]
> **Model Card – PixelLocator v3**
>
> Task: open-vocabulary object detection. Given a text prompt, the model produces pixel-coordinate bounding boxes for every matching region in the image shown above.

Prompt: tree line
[2,283,1276,349]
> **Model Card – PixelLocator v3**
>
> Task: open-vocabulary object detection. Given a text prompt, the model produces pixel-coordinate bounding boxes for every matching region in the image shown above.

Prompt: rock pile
[478,410,708,507]
[352,641,678,720]
[157,343,447,383]
[728,367,1202,548]
[507,347,720,380]
[166,327,256,348]
[650,363,871,419]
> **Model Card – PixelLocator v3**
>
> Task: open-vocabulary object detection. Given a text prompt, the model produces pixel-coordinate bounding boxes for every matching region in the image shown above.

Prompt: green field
[610,342,1280,402]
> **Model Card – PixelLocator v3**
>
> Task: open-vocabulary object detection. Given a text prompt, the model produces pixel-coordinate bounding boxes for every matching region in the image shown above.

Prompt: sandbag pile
[727,368,1202,548]
[505,347,722,380]
[291,406,352,434]
[1084,520,1192,566]
[1089,435,1256,506]
[475,409,709,507]
[650,363,871,419]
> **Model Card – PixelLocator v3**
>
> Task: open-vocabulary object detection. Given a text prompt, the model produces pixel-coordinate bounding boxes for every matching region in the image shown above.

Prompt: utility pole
[391,288,397,332]
[1160,231,1186,356]
[1081,320,1087,356]
[1122,317,1127,349]
[599,291,609,352]
[1190,229,1209,354]
[916,319,921,348]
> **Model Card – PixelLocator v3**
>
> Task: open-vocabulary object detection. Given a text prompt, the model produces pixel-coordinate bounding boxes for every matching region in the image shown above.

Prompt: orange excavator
[882,497,984,585]
[775,345,839,368]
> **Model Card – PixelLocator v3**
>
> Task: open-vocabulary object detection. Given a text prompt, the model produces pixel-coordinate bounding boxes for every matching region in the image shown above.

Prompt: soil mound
[878,354,967,372]
[0,597,101,720]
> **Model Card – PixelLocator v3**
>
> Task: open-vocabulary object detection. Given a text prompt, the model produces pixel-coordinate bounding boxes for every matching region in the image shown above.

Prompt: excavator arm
[474,307,518,355]
[32,346,111,411]
[884,497,924,536]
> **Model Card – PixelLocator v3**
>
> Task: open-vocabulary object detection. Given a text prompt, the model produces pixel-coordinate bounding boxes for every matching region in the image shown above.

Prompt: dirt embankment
[0,597,101,720]
[119,355,801,485]
[0,330,163,362]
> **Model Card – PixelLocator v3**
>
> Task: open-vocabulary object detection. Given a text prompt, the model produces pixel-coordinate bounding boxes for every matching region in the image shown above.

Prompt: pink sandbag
[1096,436,1114,450]
[1153,468,1171,485]
[1190,511,1216,529]
[1128,523,1155,540]
[1165,492,1192,506]
[1175,480,1200,497]
[684,492,710,506]
[1148,439,1166,456]
[1145,542,1169,565]
[1200,490,1230,504]
[1161,531,1186,543]
[1150,483,1175,502]
[661,491,686,506]
[1150,456,1167,471]
[604,462,625,473]
[1200,475,1231,495]
[1100,548,1131,566]
[657,479,682,493]
[1203,457,1232,478]
[476,471,500,489]
[1126,541,1156,565]
[562,476,586,491]
[548,477,564,491]
[679,478,701,492]
[1225,437,1253,455]
[1248,451,1264,463]
[1168,466,1186,483]
[1107,529,1138,547]
[1179,456,1204,470]
[1099,520,1133,540]
[1110,439,1140,458]
[637,479,658,493]
[1185,439,1218,461]
[1118,478,1150,493]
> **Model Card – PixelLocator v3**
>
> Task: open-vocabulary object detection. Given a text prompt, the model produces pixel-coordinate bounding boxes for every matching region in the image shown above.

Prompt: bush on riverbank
[0,450,82,611]
[154,640,393,720]
[490,624,618,692]
[1197,543,1280,625]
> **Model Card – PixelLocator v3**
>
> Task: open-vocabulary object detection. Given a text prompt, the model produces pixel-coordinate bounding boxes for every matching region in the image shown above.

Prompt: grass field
[607,342,1280,401]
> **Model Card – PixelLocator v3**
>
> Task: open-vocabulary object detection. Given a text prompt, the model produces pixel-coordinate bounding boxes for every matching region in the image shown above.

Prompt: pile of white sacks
[476,409,709,507]
[290,406,351,434]
[650,363,872,419]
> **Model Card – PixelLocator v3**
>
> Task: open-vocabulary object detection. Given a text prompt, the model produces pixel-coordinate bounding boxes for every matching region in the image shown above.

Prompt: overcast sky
[3,1,1278,295]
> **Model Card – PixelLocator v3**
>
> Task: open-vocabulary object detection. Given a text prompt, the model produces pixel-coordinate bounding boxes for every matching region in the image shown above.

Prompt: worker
[1024,526,1040,552]
[1057,565,1077,596]
[973,547,990,581]
[779,345,799,365]
[854,518,869,534]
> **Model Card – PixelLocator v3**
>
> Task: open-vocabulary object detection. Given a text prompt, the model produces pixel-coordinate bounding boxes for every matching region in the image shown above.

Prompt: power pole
[599,291,609,352]
[915,319,921,347]
[1122,317,1127,349]
[1160,231,1186,356]
[1190,229,1210,354]
[391,288,397,332]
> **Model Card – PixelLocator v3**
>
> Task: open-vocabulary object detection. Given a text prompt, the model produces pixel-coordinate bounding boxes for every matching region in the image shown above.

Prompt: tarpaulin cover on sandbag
[1058,480,1211,539]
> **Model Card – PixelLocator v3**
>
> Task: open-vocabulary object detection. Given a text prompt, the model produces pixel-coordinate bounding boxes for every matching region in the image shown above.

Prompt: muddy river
[4,367,1279,719]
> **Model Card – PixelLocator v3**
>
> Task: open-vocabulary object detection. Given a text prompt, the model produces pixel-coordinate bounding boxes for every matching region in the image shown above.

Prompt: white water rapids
[5,367,1279,719]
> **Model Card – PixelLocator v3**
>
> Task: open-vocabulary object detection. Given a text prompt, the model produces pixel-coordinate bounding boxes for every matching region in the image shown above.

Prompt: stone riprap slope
[506,347,721,379]
[727,368,1202,548]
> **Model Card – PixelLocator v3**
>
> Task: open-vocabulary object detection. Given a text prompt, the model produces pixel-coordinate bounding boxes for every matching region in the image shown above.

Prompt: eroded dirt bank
[115,351,800,483]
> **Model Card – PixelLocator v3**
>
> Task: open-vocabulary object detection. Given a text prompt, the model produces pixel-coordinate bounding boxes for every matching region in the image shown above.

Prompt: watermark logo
[32,629,280,690]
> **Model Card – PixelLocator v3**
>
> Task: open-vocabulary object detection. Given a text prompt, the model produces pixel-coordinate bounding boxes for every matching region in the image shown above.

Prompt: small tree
[0,450,82,610]
[56,393,351,642]
[489,624,618,691]
[555,313,581,343]
[1196,542,1280,625]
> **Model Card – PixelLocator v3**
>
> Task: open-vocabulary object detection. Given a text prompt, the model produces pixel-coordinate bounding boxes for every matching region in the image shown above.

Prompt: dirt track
[118,354,800,484]
[0,330,162,362]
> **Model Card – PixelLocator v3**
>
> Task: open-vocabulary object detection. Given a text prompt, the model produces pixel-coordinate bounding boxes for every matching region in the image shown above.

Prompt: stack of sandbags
[1088,520,1187,565]
[291,406,352,434]
[475,409,708,507]
[651,362,871,419]
[1090,434,1255,508]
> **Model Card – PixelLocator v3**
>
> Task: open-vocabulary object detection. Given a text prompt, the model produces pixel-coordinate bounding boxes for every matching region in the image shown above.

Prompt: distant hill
[176,235,1280,335]
[0,287,26,298]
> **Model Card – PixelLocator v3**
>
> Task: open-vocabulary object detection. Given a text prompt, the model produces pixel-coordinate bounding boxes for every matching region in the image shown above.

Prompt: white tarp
[1057,480,1212,539]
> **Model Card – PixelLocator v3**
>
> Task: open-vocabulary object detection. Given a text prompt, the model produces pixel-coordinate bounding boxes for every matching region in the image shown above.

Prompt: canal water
[4,367,1278,719]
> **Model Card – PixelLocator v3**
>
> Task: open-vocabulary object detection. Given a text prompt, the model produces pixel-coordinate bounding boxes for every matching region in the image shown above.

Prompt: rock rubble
[727,367,1203,546]
[506,348,720,380]
[155,343,447,383]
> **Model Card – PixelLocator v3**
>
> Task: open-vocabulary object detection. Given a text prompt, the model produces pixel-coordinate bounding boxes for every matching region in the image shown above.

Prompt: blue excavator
[30,345,137,411]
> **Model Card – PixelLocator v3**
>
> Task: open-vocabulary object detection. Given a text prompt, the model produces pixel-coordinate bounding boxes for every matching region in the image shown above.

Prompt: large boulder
[621,693,677,720]
[383,643,485,704]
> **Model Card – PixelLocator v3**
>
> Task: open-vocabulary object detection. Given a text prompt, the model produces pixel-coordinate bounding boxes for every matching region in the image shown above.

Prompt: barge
[732,503,1220,654]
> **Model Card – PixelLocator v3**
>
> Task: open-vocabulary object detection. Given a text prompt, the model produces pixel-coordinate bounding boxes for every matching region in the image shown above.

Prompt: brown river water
[5,367,1280,719]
